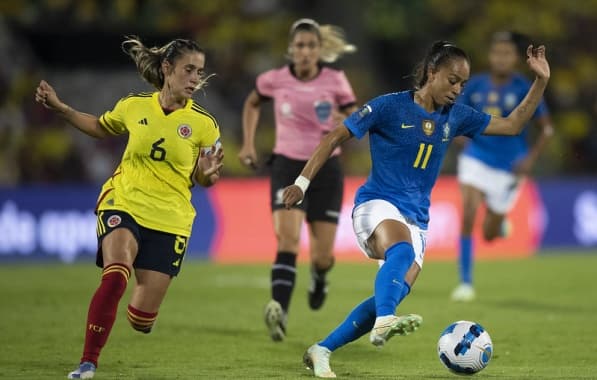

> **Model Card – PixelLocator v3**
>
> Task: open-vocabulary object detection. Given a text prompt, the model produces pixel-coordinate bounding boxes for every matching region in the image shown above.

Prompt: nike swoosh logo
[401,123,415,129]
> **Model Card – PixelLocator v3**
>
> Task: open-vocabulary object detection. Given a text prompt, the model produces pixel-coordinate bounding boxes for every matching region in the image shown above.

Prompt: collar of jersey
[152,92,194,116]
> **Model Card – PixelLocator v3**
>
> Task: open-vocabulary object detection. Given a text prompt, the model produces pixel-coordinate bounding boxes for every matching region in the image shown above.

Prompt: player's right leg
[352,201,425,347]
[304,296,375,378]
[266,155,306,341]
[267,208,304,341]
[68,211,139,379]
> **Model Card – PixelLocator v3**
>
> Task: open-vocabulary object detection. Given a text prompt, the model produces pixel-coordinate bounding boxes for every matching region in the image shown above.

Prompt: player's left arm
[483,45,550,136]
[194,143,224,187]
[514,115,554,175]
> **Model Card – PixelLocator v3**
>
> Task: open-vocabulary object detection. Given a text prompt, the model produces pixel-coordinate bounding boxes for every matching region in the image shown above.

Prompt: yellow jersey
[97,92,220,237]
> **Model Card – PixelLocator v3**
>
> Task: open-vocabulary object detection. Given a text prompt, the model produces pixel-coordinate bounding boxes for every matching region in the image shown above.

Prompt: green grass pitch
[1,252,596,379]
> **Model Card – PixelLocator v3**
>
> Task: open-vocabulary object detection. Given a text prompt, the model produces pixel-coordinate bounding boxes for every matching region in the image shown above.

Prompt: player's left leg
[304,263,421,377]
[125,227,186,333]
[305,155,343,311]
[127,269,172,333]
[452,183,484,302]
[482,208,509,241]
[307,221,337,310]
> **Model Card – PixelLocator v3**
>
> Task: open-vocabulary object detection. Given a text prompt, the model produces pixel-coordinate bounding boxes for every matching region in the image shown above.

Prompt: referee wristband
[294,175,310,194]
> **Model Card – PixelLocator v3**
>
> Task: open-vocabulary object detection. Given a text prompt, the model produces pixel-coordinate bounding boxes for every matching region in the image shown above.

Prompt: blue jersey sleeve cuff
[343,119,365,140]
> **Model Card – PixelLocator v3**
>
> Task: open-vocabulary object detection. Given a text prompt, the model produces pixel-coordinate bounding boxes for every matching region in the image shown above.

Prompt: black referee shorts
[269,154,344,224]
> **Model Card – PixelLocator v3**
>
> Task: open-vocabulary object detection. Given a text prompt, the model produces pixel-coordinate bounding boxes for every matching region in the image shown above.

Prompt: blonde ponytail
[319,24,357,63]
[122,36,166,90]
[122,36,211,91]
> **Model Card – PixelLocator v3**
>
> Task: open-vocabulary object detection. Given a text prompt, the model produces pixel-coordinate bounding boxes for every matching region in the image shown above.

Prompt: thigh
[368,220,412,259]
[459,183,484,233]
[353,200,427,266]
[270,154,308,212]
[308,221,338,257]
[306,156,344,224]
[96,210,140,268]
[129,269,172,313]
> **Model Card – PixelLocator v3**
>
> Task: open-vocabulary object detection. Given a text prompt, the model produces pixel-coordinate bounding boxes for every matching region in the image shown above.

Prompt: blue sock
[319,296,375,351]
[319,283,412,352]
[374,242,415,316]
[459,236,473,284]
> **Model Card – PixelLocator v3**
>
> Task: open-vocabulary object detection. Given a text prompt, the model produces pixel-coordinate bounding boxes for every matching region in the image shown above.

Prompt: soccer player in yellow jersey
[35,37,223,379]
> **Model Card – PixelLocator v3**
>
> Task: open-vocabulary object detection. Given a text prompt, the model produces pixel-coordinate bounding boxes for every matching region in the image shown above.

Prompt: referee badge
[107,215,122,228]
[177,124,192,139]
[422,119,435,136]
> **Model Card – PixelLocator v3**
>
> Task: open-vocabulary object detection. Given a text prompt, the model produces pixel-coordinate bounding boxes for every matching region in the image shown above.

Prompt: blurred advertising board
[536,178,597,249]
[2,177,593,264]
[210,177,542,262]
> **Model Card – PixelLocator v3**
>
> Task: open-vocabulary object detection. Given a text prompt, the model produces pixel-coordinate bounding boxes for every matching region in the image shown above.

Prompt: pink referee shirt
[256,65,356,161]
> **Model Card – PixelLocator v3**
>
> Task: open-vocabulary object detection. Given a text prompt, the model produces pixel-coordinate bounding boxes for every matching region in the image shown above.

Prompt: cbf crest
[442,123,450,142]
[422,119,435,136]
[177,124,192,139]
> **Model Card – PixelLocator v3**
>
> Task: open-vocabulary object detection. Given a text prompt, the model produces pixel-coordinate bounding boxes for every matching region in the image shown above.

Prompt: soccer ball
[437,320,493,375]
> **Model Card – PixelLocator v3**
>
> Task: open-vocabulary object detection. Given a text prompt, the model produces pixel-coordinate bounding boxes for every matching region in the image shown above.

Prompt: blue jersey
[344,91,490,229]
[458,73,549,172]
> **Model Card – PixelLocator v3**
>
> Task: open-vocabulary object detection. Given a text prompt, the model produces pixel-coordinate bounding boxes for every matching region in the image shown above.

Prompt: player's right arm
[35,80,109,139]
[238,89,262,169]
[282,124,353,208]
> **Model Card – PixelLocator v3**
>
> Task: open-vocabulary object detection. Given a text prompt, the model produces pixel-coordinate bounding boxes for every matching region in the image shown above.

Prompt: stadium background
[1,0,596,263]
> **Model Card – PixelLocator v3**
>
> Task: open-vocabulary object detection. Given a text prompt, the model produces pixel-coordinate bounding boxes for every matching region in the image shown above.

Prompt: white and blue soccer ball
[437,320,493,375]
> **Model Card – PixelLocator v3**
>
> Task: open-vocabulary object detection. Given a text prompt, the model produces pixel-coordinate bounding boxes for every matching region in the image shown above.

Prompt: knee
[312,254,335,271]
[276,234,300,252]
[482,228,499,242]
[127,305,158,334]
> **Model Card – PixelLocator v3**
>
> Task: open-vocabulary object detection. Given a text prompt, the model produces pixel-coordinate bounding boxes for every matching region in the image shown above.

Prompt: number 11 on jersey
[413,143,433,169]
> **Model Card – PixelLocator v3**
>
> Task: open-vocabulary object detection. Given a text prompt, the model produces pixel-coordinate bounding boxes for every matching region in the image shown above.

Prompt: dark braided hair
[412,41,469,89]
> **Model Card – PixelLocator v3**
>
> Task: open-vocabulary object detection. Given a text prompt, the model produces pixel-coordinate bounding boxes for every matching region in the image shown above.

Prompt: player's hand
[198,145,224,184]
[526,45,550,81]
[238,144,258,170]
[35,80,64,111]
[282,185,304,209]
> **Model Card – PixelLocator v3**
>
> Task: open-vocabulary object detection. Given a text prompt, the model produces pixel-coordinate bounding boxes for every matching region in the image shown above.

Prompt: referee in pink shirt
[239,18,358,342]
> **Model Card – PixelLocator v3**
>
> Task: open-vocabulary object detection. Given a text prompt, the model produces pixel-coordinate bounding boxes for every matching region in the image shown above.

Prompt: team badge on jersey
[314,100,332,123]
[107,215,122,228]
[422,119,435,136]
[177,124,192,139]
[356,104,372,120]
[442,123,451,142]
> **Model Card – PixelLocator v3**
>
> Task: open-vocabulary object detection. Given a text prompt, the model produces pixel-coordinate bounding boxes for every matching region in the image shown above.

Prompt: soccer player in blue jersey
[282,40,550,378]
[451,31,553,302]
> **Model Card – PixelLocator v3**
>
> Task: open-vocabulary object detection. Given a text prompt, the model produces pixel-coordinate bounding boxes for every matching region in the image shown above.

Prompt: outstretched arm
[282,124,353,208]
[483,45,550,136]
[35,80,109,139]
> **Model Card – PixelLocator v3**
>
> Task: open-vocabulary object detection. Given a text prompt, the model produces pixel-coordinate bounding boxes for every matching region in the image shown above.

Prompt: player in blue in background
[282,40,550,378]
[451,31,554,302]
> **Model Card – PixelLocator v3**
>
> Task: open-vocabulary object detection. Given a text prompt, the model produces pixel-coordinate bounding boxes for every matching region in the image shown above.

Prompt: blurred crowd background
[1,0,596,186]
